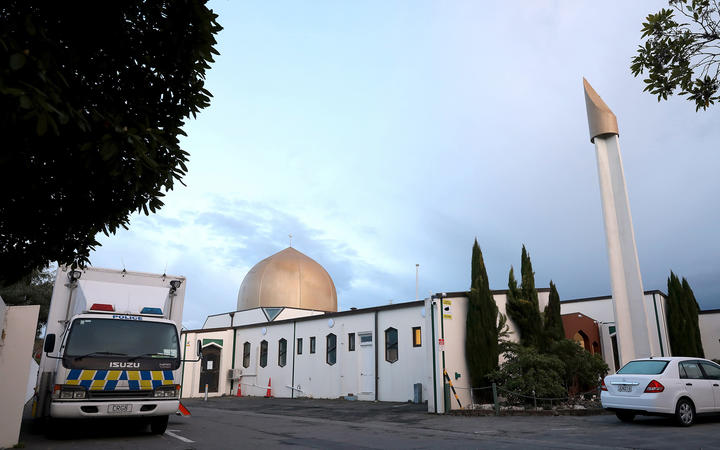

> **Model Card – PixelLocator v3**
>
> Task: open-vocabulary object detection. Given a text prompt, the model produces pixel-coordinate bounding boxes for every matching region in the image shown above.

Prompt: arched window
[278,338,287,367]
[326,333,336,365]
[385,327,398,363]
[259,340,268,368]
[242,342,251,368]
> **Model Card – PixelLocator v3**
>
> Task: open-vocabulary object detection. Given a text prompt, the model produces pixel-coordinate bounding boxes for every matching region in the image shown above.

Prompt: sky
[89,1,720,330]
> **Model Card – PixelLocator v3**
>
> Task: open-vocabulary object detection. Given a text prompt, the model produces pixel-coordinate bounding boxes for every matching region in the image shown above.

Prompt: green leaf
[9,53,26,70]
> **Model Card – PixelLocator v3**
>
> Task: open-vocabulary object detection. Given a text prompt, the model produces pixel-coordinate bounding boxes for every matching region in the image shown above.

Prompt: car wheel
[615,411,635,423]
[150,415,169,434]
[675,398,695,427]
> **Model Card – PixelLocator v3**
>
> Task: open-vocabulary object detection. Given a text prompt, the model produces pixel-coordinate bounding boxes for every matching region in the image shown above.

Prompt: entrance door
[199,345,221,393]
[358,332,374,400]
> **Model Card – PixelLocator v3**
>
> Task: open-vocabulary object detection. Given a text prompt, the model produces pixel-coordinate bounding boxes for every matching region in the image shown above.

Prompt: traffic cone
[265,378,273,398]
[177,402,191,416]
[236,383,242,397]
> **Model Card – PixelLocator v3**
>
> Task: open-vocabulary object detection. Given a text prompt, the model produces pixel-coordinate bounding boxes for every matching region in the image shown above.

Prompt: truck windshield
[65,318,179,360]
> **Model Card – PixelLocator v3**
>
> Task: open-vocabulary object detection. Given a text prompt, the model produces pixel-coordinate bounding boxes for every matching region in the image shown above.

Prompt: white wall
[181,329,234,398]
[700,312,720,361]
[0,301,40,448]
[377,306,428,402]
[184,303,428,403]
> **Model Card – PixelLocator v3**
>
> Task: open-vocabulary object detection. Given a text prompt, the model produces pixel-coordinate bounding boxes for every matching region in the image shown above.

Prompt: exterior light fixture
[67,270,82,283]
[169,279,182,295]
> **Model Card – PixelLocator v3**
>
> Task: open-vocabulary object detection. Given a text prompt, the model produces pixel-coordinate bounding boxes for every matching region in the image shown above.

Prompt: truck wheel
[150,415,169,434]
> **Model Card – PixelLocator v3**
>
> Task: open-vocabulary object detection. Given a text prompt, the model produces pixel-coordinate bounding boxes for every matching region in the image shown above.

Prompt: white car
[601,356,720,426]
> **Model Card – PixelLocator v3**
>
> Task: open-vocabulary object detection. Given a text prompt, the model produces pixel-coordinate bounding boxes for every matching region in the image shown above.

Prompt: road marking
[550,427,578,431]
[166,429,194,443]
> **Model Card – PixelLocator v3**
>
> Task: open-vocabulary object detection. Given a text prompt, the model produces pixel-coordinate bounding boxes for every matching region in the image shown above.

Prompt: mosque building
[179,246,716,413]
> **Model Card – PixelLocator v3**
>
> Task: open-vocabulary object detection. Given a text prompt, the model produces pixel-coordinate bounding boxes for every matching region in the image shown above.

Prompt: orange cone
[236,383,242,397]
[178,402,191,416]
[265,378,273,398]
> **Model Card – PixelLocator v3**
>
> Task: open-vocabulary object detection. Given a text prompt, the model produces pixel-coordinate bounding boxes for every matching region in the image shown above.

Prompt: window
[617,360,669,375]
[278,339,287,367]
[348,333,355,352]
[679,361,703,379]
[297,338,303,355]
[412,327,421,347]
[359,333,372,345]
[242,342,251,368]
[259,340,268,368]
[326,333,337,365]
[385,327,398,363]
[701,362,720,380]
[310,336,316,354]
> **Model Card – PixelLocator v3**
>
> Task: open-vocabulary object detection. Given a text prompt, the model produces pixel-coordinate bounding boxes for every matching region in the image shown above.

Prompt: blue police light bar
[140,307,163,315]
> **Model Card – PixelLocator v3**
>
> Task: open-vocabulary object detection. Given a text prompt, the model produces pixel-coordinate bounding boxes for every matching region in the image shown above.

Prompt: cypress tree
[543,281,565,345]
[666,272,685,355]
[465,239,499,388]
[681,277,705,358]
[505,246,544,348]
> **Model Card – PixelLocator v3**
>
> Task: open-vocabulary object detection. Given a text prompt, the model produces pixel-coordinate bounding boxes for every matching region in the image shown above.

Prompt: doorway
[199,344,221,393]
[358,332,374,400]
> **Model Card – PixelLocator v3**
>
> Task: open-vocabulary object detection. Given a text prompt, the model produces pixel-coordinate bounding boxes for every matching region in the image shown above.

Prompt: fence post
[533,390,537,410]
[492,383,499,416]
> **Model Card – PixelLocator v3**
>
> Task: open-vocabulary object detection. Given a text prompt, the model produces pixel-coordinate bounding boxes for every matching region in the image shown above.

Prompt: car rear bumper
[601,392,674,415]
[51,399,178,418]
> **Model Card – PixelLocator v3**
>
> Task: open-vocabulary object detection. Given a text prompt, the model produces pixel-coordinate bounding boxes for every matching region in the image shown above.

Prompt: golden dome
[237,247,338,312]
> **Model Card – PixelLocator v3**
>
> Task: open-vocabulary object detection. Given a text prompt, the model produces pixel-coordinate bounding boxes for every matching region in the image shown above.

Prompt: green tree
[631,1,720,110]
[666,272,705,357]
[466,239,499,388]
[0,1,222,284]
[549,339,608,393]
[505,246,543,348]
[543,281,565,346]
[0,267,55,335]
[682,276,705,357]
[488,344,566,400]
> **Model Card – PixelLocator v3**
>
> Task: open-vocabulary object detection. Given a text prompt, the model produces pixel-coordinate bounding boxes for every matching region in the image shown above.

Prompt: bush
[488,345,566,400]
[488,341,608,401]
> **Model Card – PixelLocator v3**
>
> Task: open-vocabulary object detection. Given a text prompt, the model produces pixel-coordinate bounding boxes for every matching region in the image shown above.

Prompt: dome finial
[289,233,293,247]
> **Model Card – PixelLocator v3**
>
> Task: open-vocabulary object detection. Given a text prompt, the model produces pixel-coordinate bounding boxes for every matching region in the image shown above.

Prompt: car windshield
[65,318,179,359]
[617,360,669,375]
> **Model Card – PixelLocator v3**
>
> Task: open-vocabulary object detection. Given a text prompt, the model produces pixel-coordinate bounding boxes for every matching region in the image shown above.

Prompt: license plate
[617,385,633,392]
[108,404,132,413]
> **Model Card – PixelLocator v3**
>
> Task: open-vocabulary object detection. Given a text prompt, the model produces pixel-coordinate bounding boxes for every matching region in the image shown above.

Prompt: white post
[415,264,419,301]
[204,384,208,401]
[593,134,652,363]
[584,78,653,365]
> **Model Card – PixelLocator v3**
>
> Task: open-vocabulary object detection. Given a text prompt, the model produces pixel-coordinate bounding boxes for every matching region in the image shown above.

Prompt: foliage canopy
[0,1,222,284]
[631,0,720,110]
[0,267,54,335]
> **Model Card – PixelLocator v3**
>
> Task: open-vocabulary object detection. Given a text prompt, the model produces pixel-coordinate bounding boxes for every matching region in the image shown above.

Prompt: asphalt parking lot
[18,396,720,449]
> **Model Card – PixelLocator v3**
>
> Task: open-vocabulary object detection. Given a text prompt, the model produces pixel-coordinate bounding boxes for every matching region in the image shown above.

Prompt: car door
[699,362,720,411]
[679,361,715,413]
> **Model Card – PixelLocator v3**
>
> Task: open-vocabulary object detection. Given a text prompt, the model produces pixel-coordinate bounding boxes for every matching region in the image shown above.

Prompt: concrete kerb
[449,408,611,417]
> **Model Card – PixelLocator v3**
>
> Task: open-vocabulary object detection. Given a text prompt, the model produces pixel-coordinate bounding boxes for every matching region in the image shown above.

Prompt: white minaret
[583,78,653,365]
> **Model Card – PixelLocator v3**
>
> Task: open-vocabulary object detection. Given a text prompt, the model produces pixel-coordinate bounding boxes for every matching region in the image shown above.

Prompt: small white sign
[207,360,213,370]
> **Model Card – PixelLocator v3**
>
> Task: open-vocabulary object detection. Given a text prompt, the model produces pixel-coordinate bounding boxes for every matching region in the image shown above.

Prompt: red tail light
[601,378,608,391]
[90,303,114,312]
[644,380,664,393]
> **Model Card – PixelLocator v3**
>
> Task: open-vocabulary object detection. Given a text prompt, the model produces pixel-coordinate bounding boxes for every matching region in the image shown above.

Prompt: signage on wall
[442,299,452,319]
[438,338,445,351]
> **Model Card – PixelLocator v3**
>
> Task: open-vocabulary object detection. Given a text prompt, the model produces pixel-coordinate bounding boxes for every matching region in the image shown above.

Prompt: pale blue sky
[90,1,720,329]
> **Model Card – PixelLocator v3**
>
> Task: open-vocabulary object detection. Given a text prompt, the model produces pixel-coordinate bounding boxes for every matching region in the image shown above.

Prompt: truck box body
[37,267,187,425]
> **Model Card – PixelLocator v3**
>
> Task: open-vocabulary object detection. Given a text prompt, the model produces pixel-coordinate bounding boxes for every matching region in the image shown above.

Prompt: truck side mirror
[44,334,56,353]
[197,340,202,357]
